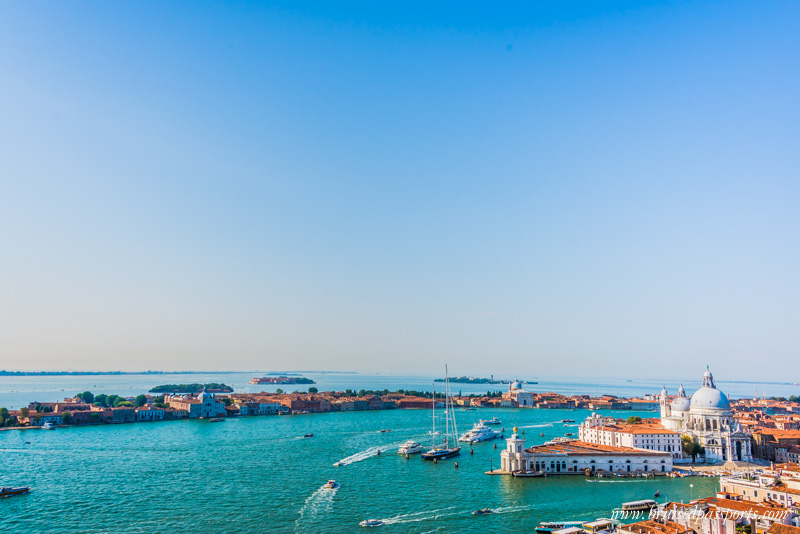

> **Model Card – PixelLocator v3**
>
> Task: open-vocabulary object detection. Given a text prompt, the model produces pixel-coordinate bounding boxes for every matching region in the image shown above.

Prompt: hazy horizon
[2,1,798,380]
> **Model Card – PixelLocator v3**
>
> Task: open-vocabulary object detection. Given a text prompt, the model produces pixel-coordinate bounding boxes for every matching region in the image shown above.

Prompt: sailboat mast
[445,365,450,447]
[431,381,436,448]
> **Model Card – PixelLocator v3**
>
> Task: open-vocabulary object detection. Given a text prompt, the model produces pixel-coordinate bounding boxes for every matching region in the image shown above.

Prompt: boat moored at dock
[536,521,586,533]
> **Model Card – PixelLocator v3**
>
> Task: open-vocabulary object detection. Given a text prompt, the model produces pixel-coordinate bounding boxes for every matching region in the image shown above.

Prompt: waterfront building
[753,431,800,462]
[503,381,534,407]
[166,388,226,418]
[27,413,63,426]
[658,497,798,534]
[659,369,753,463]
[579,412,683,460]
[618,519,692,534]
[719,471,800,513]
[499,431,672,474]
[135,406,165,421]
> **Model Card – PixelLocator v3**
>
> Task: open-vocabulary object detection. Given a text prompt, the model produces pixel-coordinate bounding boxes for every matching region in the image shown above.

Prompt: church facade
[659,369,753,463]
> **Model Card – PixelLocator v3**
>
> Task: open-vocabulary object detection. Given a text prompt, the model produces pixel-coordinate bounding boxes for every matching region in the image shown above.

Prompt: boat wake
[295,484,336,530]
[380,506,460,525]
[333,441,405,466]
[585,478,652,483]
[492,504,539,514]
[518,423,554,429]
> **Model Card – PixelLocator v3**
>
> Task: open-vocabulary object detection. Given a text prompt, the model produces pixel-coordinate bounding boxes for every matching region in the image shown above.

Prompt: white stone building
[579,412,683,460]
[660,369,753,463]
[503,380,534,407]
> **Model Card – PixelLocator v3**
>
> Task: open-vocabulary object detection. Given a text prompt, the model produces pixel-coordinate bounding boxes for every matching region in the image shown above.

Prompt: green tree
[61,411,72,424]
[308,387,318,393]
[221,397,233,406]
[135,395,147,407]
[626,416,642,425]
[116,401,133,407]
[275,388,284,394]
[107,395,121,407]
[78,391,94,404]
[94,394,108,407]
[681,435,704,462]
[20,407,29,419]
[358,389,366,397]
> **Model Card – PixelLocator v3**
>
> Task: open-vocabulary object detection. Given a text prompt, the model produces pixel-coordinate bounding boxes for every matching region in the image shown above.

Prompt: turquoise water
[0,407,719,533]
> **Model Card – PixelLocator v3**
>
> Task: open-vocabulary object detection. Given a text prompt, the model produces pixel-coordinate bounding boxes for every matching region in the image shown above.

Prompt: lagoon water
[2,405,719,533]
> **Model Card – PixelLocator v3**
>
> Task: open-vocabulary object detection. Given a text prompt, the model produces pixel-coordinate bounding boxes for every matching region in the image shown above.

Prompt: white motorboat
[42,422,55,430]
[324,480,340,490]
[480,416,501,425]
[360,519,385,527]
[398,440,423,455]
[458,422,500,443]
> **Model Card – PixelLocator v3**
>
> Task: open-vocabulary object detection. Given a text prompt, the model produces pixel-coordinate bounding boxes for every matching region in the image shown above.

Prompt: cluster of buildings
[613,464,800,534]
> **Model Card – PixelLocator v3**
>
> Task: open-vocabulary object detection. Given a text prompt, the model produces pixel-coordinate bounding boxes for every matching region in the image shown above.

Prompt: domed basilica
[659,368,752,463]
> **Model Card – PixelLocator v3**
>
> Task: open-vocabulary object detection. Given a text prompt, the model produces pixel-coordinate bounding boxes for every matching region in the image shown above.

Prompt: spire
[678,384,686,397]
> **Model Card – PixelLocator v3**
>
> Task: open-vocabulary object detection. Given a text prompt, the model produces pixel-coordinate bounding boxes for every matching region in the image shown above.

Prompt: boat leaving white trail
[380,506,462,525]
[333,441,406,466]
[295,483,337,530]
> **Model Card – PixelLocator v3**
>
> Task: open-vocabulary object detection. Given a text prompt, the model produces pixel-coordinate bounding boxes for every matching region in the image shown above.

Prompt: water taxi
[472,508,493,515]
[536,521,585,533]
[324,480,340,490]
[0,487,30,498]
[480,416,501,425]
[359,519,384,527]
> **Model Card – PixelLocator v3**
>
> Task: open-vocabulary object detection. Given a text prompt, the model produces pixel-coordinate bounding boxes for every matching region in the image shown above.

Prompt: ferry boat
[359,519,384,527]
[398,440,423,455]
[42,422,55,430]
[480,416,501,425]
[472,508,493,515]
[583,519,616,533]
[458,422,500,443]
[0,487,30,498]
[621,499,657,511]
[324,480,340,490]
[422,367,461,461]
[535,521,585,533]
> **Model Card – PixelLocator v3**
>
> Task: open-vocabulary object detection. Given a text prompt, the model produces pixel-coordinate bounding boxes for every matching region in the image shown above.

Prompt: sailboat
[422,366,461,461]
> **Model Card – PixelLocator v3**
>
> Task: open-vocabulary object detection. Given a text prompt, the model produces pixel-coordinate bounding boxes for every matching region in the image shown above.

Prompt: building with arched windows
[659,369,753,463]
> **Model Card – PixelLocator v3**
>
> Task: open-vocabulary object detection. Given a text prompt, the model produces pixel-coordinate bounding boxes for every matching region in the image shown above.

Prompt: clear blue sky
[1,1,798,379]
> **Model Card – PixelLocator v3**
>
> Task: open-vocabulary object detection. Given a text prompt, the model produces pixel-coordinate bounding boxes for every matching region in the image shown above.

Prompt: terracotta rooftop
[620,519,690,534]
[527,440,671,456]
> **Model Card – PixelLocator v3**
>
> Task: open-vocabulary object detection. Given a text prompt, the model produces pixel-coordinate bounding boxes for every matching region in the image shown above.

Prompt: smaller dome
[510,381,522,390]
[671,396,691,412]
[512,425,519,434]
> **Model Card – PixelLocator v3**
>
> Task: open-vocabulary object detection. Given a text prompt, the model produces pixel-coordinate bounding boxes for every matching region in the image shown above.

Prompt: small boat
[334,462,344,467]
[379,429,391,433]
[472,508,493,515]
[513,470,544,478]
[540,432,545,437]
[398,440,423,455]
[464,407,476,411]
[208,418,224,422]
[560,419,575,423]
[564,432,574,436]
[359,519,384,527]
[654,490,660,497]
[324,480,340,490]
[535,521,585,533]
[480,416,501,425]
[0,487,31,497]
[304,434,314,438]
[42,422,55,430]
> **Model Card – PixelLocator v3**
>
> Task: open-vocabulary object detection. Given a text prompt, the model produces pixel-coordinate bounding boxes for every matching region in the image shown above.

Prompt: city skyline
[1,1,798,379]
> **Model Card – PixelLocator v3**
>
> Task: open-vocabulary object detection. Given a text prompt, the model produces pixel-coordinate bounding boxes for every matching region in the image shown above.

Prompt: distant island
[435,376,538,385]
[149,383,234,393]
[249,376,315,385]
[0,370,257,376]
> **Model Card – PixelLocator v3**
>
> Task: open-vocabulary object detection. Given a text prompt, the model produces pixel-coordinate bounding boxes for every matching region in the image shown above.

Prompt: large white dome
[691,387,730,410]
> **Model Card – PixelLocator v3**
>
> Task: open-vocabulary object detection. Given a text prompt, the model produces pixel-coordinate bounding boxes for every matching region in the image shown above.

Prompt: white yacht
[458,422,499,443]
[397,440,423,455]
[42,422,55,430]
